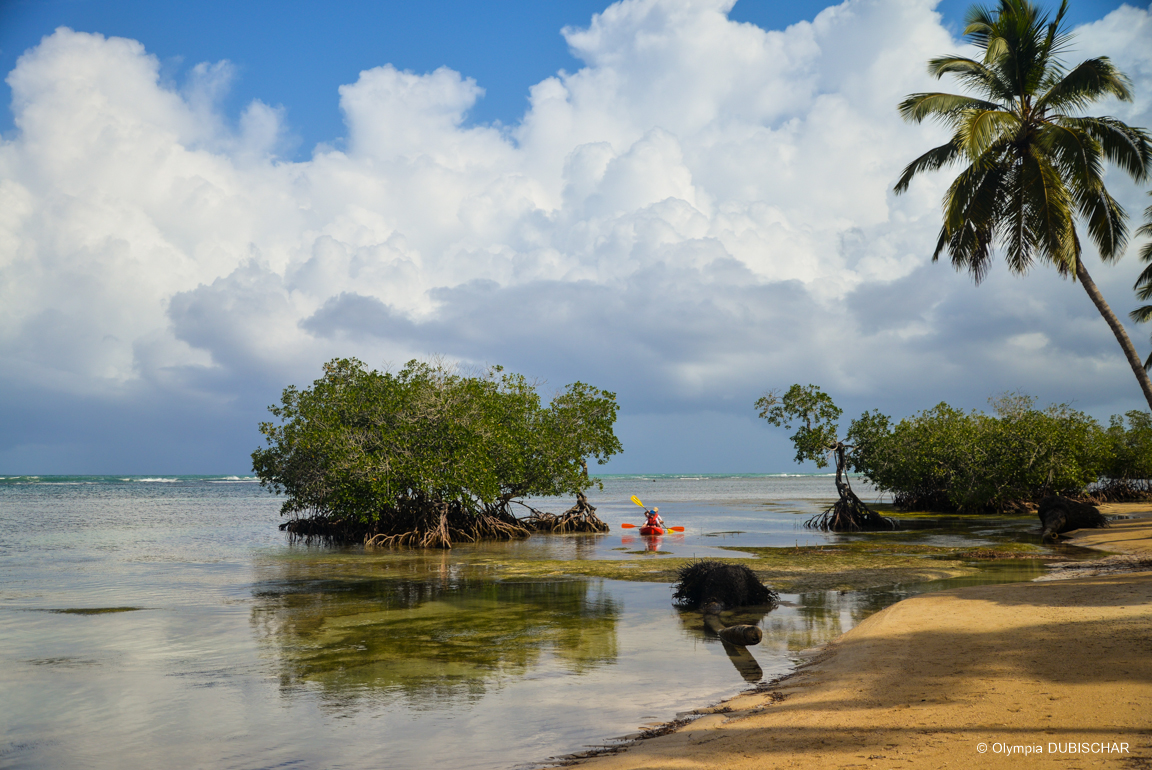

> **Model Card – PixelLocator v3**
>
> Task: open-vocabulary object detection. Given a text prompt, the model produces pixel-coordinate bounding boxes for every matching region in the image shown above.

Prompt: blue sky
[0,0,1149,474]
[1,0,1129,154]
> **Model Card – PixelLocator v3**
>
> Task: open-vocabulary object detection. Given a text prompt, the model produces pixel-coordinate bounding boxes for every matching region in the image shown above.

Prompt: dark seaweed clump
[672,560,779,610]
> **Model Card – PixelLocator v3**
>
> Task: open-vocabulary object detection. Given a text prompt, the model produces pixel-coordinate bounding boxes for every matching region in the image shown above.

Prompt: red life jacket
[645,512,661,527]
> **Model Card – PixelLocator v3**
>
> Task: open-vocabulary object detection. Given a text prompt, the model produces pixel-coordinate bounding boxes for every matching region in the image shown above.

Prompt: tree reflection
[251,556,620,708]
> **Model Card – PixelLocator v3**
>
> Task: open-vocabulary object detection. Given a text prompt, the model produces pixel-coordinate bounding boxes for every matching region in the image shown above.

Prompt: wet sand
[570,504,1152,769]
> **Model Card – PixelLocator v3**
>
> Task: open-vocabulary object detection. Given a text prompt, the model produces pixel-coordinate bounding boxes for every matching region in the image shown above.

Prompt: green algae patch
[720,542,1052,592]
[471,557,687,583]
[48,607,145,615]
[392,539,1056,592]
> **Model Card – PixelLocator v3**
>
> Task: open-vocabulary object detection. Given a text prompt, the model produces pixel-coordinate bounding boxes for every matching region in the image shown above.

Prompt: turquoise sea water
[0,474,1061,770]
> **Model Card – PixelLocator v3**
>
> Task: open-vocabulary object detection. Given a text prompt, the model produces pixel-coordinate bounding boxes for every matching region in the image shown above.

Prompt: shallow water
[0,475,1068,769]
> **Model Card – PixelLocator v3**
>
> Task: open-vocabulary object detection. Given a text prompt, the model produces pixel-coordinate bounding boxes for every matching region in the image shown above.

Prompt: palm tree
[1129,191,1152,368]
[894,0,1152,409]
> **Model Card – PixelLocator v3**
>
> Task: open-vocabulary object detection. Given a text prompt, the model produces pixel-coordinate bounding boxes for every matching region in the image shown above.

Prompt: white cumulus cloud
[1,0,1150,472]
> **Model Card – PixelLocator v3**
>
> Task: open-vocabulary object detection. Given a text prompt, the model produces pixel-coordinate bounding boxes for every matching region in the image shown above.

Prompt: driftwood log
[1038,496,1108,540]
[702,603,763,680]
[702,605,764,645]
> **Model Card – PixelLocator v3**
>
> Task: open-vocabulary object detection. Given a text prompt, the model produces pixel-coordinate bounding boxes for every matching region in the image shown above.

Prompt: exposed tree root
[280,516,372,543]
[365,503,530,549]
[519,493,610,534]
[1089,480,1152,504]
[282,498,532,549]
[280,492,614,548]
[805,493,896,532]
[804,443,896,532]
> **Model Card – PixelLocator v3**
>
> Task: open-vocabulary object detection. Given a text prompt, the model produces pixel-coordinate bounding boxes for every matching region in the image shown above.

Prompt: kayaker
[644,507,664,529]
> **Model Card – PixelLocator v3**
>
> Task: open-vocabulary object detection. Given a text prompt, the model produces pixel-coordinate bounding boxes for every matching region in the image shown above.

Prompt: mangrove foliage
[252,358,622,547]
[756,384,895,532]
[848,393,1152,511]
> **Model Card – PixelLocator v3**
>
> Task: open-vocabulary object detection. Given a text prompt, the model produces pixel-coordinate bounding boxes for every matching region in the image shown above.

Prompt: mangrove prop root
[804,491,896,532]
[284,499,531,549]
[282,489,611,548]
[804,442,896,532]
[519,493,610,534]
[1090,479,1152,504]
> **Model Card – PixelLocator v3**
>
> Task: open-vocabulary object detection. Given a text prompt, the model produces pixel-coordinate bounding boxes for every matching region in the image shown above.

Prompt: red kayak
[639,526,665,536]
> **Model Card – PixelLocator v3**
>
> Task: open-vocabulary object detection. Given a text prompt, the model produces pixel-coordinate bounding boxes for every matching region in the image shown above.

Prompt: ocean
[0,474,1051,769]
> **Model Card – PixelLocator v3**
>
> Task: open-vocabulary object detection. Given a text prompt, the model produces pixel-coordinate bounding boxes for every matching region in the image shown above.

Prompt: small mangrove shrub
[756,384,894,531]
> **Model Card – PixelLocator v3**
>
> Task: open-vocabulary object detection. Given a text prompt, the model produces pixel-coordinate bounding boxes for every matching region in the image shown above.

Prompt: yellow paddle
[624,495,684,532]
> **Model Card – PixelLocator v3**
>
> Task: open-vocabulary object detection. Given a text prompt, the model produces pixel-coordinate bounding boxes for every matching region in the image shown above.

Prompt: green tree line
[846,394,1152,512]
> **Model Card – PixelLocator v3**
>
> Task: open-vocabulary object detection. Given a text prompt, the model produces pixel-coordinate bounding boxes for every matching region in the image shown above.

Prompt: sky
[0,0,1150,475]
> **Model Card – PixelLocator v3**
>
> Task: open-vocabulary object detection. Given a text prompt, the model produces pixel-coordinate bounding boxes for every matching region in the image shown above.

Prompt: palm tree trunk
[1076,260,1152,411]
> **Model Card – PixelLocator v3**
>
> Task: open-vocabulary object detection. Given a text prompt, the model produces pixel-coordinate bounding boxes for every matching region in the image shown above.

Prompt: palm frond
[936,154,1010,282]
[1133,261,1152,296]
[898,92,1000,124]
[963,4,998,49]
[1003,162,1032,274]
[1129,304,1152,323]
[1078,186,1128,262]
[959,109,1019,159]
[1020,147,1077,274]
[926,56,1014,101]
[1058,116,1152,182]
[1039,0,1073,60]
[1138,193,1152,264]
[985,35,1009,63]
[894,140,962,194]
[1037,58,1134,114]
[1039,122,1103,192]
[1041,123,1129,261]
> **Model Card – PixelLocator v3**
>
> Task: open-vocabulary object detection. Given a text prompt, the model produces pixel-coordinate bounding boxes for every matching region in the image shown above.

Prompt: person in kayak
[644,507,665,529]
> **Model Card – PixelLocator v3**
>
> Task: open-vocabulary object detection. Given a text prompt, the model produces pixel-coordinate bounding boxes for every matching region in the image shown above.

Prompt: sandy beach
[571,505,1152,769]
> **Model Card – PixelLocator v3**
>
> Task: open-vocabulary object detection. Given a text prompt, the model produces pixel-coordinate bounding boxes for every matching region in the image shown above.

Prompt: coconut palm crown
[895,0,1152,407]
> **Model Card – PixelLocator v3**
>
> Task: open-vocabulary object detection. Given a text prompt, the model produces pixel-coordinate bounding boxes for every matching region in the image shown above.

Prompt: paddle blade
[668,526,685,532]
[620,523,638,529]
[630,495,645,507]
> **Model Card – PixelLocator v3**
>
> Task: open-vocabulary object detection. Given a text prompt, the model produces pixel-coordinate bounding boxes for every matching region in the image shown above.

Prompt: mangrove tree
[252,358,622,547]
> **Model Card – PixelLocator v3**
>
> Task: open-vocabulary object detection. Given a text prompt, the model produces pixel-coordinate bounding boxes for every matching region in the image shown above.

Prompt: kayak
[639,526,665,536]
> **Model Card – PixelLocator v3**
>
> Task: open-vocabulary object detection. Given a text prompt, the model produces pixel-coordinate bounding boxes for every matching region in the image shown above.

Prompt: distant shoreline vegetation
[759,384,1151,522]
[848,393,1152,513]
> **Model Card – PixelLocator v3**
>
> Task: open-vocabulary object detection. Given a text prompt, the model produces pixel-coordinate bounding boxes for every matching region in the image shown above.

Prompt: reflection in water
[675,604,779,682]
[720,640,764,682]
[251,556,620,708]
[619,533,684,553]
